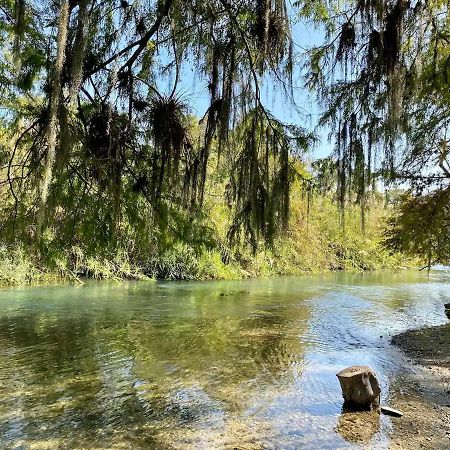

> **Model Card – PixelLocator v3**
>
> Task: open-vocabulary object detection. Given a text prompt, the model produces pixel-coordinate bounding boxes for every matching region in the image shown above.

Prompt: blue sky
[156,19,333,161]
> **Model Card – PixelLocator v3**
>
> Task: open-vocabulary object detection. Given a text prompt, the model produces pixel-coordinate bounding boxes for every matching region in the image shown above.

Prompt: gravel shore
[389,324,450,449]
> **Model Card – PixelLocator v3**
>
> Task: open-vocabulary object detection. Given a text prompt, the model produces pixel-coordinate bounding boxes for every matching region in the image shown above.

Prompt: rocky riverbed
[390,324,450,449]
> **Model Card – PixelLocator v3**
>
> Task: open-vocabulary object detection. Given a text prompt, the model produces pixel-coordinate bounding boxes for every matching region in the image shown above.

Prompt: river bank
[0,237,411,288]
[390,324,450,448]
[0,192,412,287]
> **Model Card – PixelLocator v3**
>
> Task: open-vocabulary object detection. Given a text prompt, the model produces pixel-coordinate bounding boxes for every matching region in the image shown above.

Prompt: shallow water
[0,271,449,449]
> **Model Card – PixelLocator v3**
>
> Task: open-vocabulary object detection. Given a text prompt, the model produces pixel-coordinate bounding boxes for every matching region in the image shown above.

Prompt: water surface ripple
[0,270,449,449]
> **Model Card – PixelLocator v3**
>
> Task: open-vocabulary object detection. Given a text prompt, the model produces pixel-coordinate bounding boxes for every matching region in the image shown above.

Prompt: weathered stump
[445,303,450,319]
[336,366,381,410]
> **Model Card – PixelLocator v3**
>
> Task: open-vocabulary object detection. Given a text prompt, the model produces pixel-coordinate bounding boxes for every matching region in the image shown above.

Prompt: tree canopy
[0,0,449,270]
[0,0,319,253]
[304,0,450,263]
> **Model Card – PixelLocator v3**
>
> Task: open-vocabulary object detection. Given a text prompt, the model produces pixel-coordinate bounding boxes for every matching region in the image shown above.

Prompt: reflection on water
[0,270,449,449]
[336,409,380,444]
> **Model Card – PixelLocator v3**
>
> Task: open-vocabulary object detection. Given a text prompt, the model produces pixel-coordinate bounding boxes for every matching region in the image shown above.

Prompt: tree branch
[85,0,173,78]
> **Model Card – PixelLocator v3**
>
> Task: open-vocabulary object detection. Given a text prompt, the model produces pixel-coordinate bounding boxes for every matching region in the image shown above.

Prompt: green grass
[0,245,48,286]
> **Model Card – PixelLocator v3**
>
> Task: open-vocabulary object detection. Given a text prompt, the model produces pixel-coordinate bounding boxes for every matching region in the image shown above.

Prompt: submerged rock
[219,290,250,297]
[336,366,381,410]
[335,410,380,444]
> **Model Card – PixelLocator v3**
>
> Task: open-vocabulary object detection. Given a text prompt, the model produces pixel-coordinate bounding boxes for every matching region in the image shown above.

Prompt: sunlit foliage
[0,0,307,261]
[304,0,450,259]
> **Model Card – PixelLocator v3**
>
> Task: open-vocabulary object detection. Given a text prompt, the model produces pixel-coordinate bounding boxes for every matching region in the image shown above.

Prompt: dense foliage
[304,0,450,265]
[0,0,313,267]
[0,0,448,283]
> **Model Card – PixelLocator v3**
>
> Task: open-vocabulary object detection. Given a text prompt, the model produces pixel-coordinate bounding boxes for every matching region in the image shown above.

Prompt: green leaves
[386,188,450,266]
[295,0,330,24]
[16,46,45,91]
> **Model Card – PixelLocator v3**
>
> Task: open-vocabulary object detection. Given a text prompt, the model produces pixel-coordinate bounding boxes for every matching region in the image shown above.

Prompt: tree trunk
[39,0,70,223]
[336,366,381,410]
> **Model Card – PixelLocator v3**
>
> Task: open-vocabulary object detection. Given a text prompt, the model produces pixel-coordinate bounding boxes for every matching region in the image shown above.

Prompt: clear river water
[0,270,449,449]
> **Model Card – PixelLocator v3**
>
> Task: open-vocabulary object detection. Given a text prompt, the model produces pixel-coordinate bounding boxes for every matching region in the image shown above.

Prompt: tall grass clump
[0,245,44,286]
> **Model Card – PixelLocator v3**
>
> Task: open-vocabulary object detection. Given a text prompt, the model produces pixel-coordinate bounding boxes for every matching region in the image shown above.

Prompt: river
[0,270,449,449]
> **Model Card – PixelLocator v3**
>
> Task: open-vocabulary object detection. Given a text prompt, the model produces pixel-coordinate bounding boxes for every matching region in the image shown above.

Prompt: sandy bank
[389,324,450,449]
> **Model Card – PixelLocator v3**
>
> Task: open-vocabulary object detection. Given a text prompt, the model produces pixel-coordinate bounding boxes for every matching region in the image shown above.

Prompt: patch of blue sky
[154,17,334,160]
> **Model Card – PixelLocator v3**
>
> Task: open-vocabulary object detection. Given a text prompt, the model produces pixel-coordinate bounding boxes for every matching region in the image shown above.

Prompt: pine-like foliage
[0,0,306,259]
[304,0,450,235]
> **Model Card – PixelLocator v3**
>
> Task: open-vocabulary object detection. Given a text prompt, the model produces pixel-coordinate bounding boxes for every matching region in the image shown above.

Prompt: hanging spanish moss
[253,0,292,70]
[255,0,270,56]
[1,0,300,256]
[227,108,300,251]
[382,1,406,75]
[314,0,417,234]
[197,43,226,205]
[336,120,347,233]
[196,30,241,205]
[333,112,374,235]
[353,138,366,234]
[217,40,236,161]
[336,21,356,63]
[13,0,27,69]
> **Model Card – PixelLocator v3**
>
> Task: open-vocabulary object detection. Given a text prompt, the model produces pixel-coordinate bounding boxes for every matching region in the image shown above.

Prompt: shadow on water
[0,270,448,448]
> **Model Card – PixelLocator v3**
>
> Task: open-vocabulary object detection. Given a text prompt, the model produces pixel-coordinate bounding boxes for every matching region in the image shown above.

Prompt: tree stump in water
[336,366,381,410]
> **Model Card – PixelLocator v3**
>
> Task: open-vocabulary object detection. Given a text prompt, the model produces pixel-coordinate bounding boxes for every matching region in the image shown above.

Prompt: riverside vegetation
[0,0,449,286]
[1,2,450,447]
[0,171,407,286]
[0,115,408,285]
